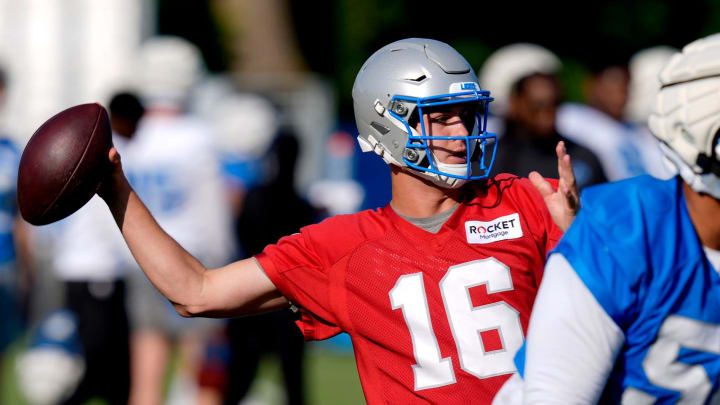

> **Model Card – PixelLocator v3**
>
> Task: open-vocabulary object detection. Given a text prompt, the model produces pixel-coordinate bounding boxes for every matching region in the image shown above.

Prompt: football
[17,103,113,225]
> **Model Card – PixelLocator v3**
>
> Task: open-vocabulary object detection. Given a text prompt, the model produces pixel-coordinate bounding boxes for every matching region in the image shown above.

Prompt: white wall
[0,0,151,145]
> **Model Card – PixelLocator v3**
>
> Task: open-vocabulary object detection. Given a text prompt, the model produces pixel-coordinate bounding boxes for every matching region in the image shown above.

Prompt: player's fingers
[559,155,577,191]
[529,171,554,198]
[556,144,575,187]
[560,182,580,213]
[557,144,579,206]
[556,141,567,159]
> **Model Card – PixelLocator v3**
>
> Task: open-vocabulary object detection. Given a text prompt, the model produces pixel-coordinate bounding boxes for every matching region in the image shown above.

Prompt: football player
[98,38,578,403]
[505,34,720,404]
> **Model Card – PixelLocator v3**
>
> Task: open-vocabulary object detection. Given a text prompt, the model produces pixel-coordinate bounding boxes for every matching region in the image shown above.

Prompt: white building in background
[0,0,154,320]
[0,0,154,145]
[0,0,335,194]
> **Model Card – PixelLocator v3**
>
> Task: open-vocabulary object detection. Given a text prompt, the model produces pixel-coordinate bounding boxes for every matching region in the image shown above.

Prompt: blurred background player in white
[478,43,562,138]
[624,45,677,180]
[0,64,31,390]
[480,44,606,190]
[124,35,236,405]
[51,91,144,405]
[506,33,720,404]
[556,52,670,181]
[97,38,579,404]
[624,46,678,126]
[204,92,279,216]
[15,309,85,405]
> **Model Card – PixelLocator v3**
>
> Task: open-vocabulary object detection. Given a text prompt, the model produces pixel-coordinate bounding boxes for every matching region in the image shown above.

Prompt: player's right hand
[529,141,580,232]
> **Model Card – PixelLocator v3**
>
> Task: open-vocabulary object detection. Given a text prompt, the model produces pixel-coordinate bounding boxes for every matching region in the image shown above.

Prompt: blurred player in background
[51,91,144,405]
[16,309,85,405]
[217,131,316,405]
[492,70,606,189]
[98,38,578,404]
[556,53,668,181]
[0,64,31,388]
[508,34,720,404]
[124,36,236,405]
[624,45,677,181]
[478,43,562,137]
[624,46,677,126]
[478,43,605,190]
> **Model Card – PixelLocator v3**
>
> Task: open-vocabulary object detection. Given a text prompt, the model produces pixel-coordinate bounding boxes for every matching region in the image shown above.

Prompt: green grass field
[2,340,365,405]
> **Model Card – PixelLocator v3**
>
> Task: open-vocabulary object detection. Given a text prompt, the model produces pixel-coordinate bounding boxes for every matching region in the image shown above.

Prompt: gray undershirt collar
[391,203,460,234]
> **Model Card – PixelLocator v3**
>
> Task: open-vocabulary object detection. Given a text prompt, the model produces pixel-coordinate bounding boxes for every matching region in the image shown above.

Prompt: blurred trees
[156,0,720,119]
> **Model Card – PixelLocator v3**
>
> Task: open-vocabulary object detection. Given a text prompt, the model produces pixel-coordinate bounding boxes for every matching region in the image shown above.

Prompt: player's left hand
[529,141,579,232]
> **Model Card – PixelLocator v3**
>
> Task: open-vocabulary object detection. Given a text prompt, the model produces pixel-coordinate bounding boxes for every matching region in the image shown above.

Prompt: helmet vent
[371,121,390,135]
[407,74,427,83]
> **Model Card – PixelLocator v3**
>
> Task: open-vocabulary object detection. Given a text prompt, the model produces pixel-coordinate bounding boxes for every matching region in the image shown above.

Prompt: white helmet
[352,38,497,188]
[648,34,720,199]
[478,43,561,116]
[137,36,204,107]
[626,46,677,123]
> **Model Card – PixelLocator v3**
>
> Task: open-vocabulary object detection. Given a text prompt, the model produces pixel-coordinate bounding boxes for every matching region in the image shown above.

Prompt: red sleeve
[255,211,383,341]
[255,230,343,341]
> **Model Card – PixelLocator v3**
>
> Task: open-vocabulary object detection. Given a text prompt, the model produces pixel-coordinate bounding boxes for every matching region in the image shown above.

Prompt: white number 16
[389,258,524,391]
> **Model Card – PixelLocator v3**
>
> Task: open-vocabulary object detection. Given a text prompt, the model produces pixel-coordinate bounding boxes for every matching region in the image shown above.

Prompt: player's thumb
[109,147,121,166]
[97,147,127,202]
[529,171,553,198]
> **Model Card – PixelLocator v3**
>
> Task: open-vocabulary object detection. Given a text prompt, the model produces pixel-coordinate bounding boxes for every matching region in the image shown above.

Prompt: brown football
[17,103,112,225]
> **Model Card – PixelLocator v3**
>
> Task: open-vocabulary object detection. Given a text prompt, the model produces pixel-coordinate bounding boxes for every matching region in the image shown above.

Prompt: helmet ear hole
[407,109,420,130]
[696,127,720,172]
[707,128,720,176]
[711,128,720,160]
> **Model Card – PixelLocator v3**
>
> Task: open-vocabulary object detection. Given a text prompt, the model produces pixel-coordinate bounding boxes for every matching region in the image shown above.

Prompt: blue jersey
[0,138,19,272]
[0,138,21,351]
[553,175,720,403]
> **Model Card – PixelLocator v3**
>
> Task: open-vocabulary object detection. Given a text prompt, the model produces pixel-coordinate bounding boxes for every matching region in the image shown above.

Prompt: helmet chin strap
[660,143,720,200]
[415,169,468,189]
[428,155,470,189]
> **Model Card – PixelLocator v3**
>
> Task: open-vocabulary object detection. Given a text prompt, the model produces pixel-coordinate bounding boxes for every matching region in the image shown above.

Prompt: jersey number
[622,315,720,404]
[389,258,524,391]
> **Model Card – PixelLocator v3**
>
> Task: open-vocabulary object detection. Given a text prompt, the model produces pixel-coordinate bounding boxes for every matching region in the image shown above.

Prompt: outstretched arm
[99,147,288,317]
[529,141,580,232]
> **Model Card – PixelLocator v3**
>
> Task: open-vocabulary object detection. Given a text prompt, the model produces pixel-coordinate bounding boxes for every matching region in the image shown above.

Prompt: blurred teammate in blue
[494,34,720,404]
[0,66,30,384]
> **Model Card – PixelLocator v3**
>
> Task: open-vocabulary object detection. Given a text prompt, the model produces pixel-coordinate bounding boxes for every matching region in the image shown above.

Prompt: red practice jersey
[256,174,562,404]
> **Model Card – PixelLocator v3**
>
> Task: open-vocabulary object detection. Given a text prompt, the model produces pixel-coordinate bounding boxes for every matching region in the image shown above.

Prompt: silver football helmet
[352,38,497,188]
[648,34,720,199]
